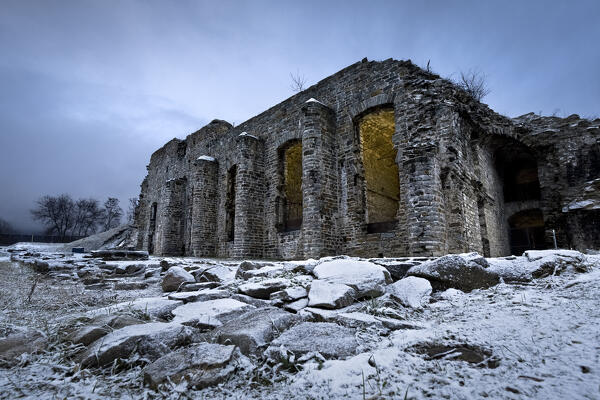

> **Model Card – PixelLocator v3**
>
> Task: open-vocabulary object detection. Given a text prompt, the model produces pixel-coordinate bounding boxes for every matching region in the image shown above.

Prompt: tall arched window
[358,108,399,233]
[279,140,303,231]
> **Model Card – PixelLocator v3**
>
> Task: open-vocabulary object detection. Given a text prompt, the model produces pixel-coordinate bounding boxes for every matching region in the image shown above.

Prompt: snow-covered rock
[171,298,254,329]
[143,343,237,389]
[67,314,143,346]
[80,322,194,368]
[162,266,195,292]
[87,297,183,320]
[313,259,392,298]
[194,265,235,283]
[387,276,432,308]
[167,289,230,303]
[235,260,263,279]
[270,286,308,303]
[488,250,590,282]
[238,278,290,299]
[0,328,47,367]
[407,253,499,292]
[213,307,299,355]
[266,322,359,360]
[284,298,309,313]
[307,280,356,309]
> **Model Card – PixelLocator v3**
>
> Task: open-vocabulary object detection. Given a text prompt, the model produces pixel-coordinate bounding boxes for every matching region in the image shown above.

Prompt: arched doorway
[357,108,399,233]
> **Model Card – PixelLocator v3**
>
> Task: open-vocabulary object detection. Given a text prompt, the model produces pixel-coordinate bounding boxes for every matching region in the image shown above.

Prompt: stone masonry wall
[134,58,600,259]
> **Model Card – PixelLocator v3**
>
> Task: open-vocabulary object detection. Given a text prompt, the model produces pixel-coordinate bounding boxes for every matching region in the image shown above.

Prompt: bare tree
[31,194,75,239]
[127,197,139,225]
[72,198,103,236]
[455,69,491,101]
[290,70,306,92]
[0,217,15,234]
[101,198,123,231]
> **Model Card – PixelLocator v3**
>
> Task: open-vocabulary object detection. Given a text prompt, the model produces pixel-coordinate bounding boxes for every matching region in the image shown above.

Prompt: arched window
[358,108,399,233]
[279,140,303,231]
[225,165,237,242]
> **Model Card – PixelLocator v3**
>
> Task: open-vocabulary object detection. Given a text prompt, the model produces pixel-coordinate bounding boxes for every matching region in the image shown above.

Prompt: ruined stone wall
[134,58,599,259]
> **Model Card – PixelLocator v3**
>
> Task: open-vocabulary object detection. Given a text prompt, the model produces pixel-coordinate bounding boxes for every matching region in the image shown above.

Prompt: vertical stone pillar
[233,133,265,258]
[159,177,186,256]
[301,99,338,258]
[191,156,219,257]
[403,148,447,256]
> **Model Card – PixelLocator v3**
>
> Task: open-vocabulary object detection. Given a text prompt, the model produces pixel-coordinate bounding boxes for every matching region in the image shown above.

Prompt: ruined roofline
[149,58,523,159]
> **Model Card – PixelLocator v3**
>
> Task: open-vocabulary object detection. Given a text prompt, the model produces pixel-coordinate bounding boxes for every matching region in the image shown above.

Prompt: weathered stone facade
[135,58,600,259]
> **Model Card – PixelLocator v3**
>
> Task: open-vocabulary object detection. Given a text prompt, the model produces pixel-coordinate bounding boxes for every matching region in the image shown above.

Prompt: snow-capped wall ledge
[238,132,259,140]
[197,155,216,162]
[562,199,600,212]
[306,97,325,105]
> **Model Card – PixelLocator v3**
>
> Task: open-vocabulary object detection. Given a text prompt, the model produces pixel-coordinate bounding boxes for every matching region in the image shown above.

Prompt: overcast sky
[1,0,598,233]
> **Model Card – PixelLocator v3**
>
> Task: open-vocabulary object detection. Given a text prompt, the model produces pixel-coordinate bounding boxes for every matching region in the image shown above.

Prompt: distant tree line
[0,218,15,234]
[30,194,137,239]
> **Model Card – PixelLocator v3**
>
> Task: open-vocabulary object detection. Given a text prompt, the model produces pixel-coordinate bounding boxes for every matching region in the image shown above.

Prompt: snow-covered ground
[0,246,599,399]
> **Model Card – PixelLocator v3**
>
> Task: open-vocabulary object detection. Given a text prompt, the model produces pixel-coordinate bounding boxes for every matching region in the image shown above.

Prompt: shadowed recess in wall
[283,141,302,231]
[359,108,399,232]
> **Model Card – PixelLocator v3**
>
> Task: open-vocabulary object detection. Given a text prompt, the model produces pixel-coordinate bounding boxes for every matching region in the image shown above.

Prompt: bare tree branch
[290,70,306,92]
[455,68,491,101]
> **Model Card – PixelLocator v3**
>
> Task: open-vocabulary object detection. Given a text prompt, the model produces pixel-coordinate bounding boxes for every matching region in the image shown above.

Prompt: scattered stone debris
[1,244,599,399]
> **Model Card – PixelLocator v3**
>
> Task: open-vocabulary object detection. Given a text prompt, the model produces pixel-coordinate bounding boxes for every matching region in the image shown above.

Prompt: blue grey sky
[1,0,598,232]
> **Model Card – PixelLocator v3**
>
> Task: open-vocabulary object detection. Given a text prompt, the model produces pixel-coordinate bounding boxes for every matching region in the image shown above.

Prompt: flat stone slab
[80,322,194,368]
[171,298,255,329]
[238,278,290,299]
[266,322,359,360]
[193,265,236,283]
[307,280,356,309]
[168,289,230,303]
[213,307,299,355]
[313,259,392,298]
[67,314,144,346]
[87,297,183,320]
[90,250,149,261]
[143,343,237,389]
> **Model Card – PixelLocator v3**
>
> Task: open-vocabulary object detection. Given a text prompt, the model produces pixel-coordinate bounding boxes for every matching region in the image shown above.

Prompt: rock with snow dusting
[162,266,195,292]
[488,250,590,282]
[0,328,47,367]
[313,259,392,298]
[213,307,299,355]
[407,253,499,292]
[235,260,263,279]
[307,280,356,309]
[171,298,255,329]
[67,314,144,346]
[284,297,309,313]
[238,278,290,299]
[194,265,236,283]
[270,286,308,303]
[87,297,183,320]
[387,276,432,308]
[143,343,237,389]
[167,289,230,303]
[80,322,194,368]
[266,322,359,360]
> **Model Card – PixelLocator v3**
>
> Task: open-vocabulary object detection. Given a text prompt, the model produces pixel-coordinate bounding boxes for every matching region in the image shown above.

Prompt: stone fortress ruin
[134,58,600,260]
